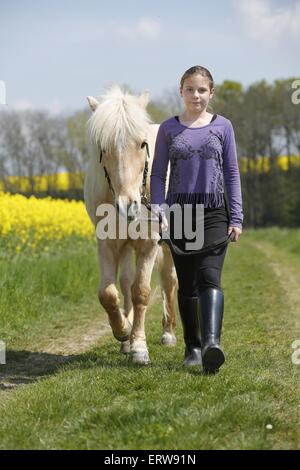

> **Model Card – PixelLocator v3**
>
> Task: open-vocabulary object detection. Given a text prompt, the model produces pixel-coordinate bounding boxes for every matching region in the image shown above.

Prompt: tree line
[0,78,299,227]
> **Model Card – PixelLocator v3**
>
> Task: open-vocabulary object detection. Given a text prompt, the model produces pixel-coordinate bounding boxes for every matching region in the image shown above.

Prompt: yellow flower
[0,192,94,254]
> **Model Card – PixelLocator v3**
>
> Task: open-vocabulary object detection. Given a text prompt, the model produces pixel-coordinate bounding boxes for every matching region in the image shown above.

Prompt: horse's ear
[138,89,149,108]
[87,96,99,112]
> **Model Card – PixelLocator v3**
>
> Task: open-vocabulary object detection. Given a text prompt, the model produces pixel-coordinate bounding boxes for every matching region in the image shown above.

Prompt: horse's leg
[119,244,135,354]
[97,241,132,342]
[129,241,158,365]
[159,245,178,346]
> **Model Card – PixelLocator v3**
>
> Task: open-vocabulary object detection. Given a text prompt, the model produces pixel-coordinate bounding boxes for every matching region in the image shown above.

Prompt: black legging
[169,206,229,297]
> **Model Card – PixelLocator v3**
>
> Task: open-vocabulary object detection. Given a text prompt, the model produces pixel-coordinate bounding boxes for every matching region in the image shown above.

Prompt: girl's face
[180,74,214,114]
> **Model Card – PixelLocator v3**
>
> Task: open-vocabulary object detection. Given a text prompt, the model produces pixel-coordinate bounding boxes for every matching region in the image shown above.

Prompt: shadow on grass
[0,347,151,392]
[0,350,87,390]
[0,342,210,394]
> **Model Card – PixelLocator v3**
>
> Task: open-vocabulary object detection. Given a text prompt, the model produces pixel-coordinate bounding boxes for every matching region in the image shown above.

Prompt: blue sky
[0,0,299,113]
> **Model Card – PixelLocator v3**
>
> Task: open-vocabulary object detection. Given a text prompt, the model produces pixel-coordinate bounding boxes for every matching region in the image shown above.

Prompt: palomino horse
[84,85,177,365]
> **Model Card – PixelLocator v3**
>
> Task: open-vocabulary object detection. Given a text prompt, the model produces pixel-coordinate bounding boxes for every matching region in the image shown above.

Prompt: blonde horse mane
[87,85,153,155]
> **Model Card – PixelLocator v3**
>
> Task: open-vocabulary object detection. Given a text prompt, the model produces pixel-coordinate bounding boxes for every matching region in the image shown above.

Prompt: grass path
[0,233,299,449]
[0,277,160,401]
[251,239,300,333]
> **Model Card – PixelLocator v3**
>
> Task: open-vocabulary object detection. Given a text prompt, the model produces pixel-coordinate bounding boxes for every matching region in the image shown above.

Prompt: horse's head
[87,85,152,221]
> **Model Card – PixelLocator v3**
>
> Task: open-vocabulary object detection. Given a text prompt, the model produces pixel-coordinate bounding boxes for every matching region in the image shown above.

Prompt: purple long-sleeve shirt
[150,114,244,229]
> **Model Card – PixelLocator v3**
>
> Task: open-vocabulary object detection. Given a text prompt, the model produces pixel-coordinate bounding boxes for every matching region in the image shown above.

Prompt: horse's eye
[141,141,147,149]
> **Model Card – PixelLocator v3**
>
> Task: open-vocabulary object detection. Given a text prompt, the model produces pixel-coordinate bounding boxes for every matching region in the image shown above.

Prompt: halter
[98,140,155,217]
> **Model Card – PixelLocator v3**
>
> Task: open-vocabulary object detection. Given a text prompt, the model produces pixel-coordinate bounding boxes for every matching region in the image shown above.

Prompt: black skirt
[160,205,231,256]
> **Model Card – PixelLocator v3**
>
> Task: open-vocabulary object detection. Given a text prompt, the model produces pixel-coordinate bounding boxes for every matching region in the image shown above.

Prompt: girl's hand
[228,226,242,242]
[160,214,169,232]
[151,205,169,233]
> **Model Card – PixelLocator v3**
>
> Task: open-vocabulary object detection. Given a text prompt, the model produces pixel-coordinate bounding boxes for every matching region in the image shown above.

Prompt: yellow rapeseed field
[0,192,94,255]
[240,155,300,172]
[0,172,84,193]
[0,157,299,194]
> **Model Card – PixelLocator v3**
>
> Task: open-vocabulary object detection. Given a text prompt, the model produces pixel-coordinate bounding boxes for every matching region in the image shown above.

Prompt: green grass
[0,241,100,348]
[0,230,299,449]
[245,226,300,257]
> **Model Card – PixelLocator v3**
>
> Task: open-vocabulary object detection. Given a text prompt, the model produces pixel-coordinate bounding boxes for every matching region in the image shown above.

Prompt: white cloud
[136,17,161,39]
[112,17,161,41]
[233,0,300,45]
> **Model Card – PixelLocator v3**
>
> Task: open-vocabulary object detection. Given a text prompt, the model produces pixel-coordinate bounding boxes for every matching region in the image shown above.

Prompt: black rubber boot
[177,292,202,367]
[198,287,225,373]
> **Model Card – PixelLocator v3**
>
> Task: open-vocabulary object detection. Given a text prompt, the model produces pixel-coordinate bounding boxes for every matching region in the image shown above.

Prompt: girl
[150,65,243,374]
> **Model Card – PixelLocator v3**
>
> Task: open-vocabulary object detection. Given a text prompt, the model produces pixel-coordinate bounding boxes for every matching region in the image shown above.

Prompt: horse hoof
[113,332,130,342]
[120,340,130,354]
[161,332,177,347]
[129,350,151,366]
[112,319,132,342]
